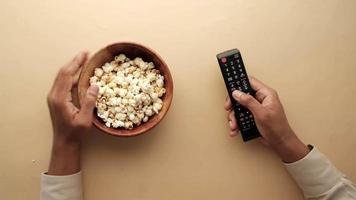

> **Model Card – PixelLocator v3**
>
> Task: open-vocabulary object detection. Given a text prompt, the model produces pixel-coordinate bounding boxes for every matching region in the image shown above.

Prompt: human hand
[46,51,98,175]
[224,77,309,162]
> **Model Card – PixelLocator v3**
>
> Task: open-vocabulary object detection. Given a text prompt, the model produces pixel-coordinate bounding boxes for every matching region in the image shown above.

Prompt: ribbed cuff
[40,171,83,200]
[284,146,342,198]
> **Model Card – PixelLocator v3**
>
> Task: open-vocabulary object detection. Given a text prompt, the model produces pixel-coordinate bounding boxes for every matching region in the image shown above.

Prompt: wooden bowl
[78,42,173,137]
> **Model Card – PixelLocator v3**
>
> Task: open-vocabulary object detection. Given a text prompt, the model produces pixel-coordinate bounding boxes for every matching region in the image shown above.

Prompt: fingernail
[76,51,88,60]
[76,52,84,59]
[232,90,244,100]
[88,85,99,96]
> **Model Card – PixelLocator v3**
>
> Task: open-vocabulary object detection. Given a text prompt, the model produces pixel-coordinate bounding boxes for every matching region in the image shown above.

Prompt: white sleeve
[40,171,83,200]
[284,146,356,200]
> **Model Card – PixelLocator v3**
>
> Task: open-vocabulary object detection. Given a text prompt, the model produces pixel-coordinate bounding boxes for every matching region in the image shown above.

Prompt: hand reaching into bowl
[224,76,310,163]
[46,51,99,175]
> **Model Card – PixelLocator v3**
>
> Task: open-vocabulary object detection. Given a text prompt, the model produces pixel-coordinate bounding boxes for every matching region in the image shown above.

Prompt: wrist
[271,133,310,163]
[52,136,81,152]
[48,136,81,175]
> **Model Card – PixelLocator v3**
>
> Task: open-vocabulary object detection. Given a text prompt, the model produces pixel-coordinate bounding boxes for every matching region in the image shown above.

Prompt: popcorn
[124,121,133,129]
[90,76,98,84]
[156,76,164,87]
[128,113,135,121]
[90,54,165,129]
[153,102,163,114]
[150,93,159,101]
[144,108,153,116]
[115,54,126,63]
[118,88,127,97]
[94,68,104,77]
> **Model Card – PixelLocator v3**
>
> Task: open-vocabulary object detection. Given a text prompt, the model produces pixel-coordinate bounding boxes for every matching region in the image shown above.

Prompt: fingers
[228,111,238,130]
[229,130,238,137]
[249,76,268,91]
[224,96,232,111]
[249,76,277,102]
[227,110,239,137]
[232,90,263,115]
[77,85,99,123]
[51,51,89,98]
[225,96,240,137]
[63,51,89,76]
[226,77,269,110]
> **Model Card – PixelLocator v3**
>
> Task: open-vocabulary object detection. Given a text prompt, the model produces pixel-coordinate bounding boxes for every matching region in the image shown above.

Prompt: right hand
[47,51,99,146]
[224,76,310,162]
[46,51,99,175]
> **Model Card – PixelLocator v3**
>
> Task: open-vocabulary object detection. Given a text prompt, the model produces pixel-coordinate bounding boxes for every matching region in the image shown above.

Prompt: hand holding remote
[224,76,310,163]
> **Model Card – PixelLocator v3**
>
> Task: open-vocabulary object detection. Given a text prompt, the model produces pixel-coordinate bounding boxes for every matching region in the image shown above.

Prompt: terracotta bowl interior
[78,43,173,137]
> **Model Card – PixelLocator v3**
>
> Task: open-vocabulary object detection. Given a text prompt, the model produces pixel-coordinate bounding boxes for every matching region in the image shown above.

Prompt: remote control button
[227,77,233,81]
[222,57,227,63]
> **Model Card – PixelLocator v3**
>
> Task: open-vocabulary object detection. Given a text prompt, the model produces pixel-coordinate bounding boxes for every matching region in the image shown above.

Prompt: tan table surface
[1,0,356,199]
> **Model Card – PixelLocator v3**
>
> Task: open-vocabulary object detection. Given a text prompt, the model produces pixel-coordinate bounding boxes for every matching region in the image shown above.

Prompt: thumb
[232,90,263,115]
[78,85,99,121]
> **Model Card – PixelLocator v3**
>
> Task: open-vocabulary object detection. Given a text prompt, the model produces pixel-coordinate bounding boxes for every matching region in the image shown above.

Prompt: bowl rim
[78,41,173,137]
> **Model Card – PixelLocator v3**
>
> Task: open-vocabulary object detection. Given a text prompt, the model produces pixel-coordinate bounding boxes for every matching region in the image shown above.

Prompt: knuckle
[75,120,91,129]
[47,94,63,107]
[46,94,53,104]
[47,94,56,104]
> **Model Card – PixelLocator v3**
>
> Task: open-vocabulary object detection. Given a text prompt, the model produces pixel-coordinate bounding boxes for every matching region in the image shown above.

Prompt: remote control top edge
[216,48,240,59]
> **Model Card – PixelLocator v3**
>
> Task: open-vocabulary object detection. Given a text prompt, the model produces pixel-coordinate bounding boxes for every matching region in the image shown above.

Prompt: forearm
[41,139,83,200]
[48,139,81,175]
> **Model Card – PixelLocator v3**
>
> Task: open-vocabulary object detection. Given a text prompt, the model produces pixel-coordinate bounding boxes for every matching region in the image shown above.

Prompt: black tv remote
[216,49,261,142]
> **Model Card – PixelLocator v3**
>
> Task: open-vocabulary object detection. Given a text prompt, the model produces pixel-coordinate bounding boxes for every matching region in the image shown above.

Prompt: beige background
[1,0,356,199]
